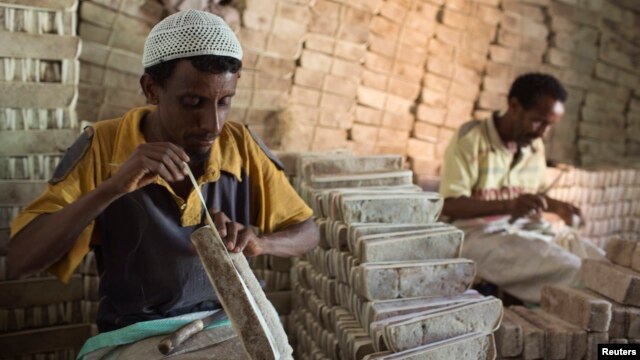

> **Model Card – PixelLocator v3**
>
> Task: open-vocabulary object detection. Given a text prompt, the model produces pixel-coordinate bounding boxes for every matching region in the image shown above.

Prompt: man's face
[153,60,238,163]
[512,95,564,147]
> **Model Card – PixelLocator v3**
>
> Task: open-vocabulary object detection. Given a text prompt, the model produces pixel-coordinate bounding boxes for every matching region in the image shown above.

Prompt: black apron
[94,171,250,332]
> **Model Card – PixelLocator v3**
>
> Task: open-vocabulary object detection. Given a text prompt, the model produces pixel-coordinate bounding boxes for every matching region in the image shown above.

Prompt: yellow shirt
[439,114,547,201]
[11,106,313,282]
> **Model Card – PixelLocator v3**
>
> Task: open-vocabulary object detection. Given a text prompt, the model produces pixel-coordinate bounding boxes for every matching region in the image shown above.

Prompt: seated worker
[8,9,318,357]
[439,73,587,304]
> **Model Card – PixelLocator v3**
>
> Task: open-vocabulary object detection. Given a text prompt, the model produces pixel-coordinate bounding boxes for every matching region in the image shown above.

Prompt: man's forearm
[8,182,122,279]
[442,197,513,220]
[261,217,319,257]
[543,195,582,226]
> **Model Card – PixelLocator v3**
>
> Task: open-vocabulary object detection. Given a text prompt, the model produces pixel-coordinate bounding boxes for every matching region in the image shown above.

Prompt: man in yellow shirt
[440,73,588,303]
[8,9,318,343]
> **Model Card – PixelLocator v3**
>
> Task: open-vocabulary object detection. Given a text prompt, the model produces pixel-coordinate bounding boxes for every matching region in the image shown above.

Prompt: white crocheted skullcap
[142,9,243,68]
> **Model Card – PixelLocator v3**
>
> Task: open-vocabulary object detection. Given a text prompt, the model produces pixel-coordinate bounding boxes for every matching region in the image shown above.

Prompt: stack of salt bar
[289,152,502,359]
[247,253,295,329]
[588,238,640,344]
[493,236,640,360]
[0,1,99,358]
[545,166,640,247]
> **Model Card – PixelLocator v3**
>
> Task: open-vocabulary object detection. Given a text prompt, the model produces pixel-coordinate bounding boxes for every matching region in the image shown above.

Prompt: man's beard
[187,149,211,165]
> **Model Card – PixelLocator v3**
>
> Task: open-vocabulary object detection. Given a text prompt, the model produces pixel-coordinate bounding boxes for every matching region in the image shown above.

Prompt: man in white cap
[8,9,318,356]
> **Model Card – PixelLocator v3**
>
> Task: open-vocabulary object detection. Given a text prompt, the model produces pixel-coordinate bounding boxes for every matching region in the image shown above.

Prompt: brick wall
[71,0,640,174]
[239,0,640,178]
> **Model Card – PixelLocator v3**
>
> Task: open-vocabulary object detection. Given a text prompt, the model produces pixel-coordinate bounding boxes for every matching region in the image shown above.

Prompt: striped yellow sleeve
[244,129,313,234]
[10,133,102,283]
[439,134,478,199]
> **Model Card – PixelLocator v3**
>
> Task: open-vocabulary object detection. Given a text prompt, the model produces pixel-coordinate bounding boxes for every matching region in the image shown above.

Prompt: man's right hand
[508,194,548,222]
[104,143,190,195]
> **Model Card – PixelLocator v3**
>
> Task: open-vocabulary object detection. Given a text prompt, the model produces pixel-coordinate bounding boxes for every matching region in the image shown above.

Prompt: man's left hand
[210,209,266,256]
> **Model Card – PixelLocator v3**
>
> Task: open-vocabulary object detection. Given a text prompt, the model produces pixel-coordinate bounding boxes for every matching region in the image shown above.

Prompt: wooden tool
[157,311,226,355]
